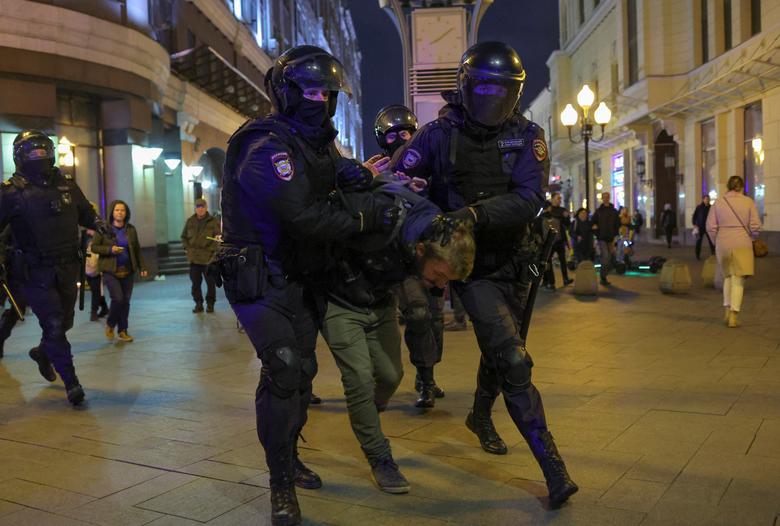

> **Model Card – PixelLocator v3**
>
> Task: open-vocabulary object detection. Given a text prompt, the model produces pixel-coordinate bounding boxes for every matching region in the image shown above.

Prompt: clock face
[413,8,465,65]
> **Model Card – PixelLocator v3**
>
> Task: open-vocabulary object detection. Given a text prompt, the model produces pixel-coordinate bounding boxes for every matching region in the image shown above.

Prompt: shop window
[701,119,717,200]
[744,102,764,218]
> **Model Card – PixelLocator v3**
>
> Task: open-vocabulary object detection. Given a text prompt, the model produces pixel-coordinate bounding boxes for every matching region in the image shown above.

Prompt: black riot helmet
[374,105,418,154]
[13,130,55,172]
[268,45,352,118]
[457,42,526,128]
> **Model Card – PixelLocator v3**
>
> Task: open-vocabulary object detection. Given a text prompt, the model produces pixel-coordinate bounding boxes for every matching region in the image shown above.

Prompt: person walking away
[706,176,761,328]
[571,208,594,265]
[661,203,676,248]
[85,228,108,321]
[182,198,221,313]
[692,195,715,259]
[91,200,148,343]
[591,192,620,285]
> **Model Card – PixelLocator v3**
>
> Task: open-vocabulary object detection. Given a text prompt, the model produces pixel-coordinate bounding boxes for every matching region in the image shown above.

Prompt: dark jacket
[591,203,620,241]
[661,208,676,229]
[181,213,221,265]
[542,205,570,244]
[692,203,710,230]
[91,201,146,275]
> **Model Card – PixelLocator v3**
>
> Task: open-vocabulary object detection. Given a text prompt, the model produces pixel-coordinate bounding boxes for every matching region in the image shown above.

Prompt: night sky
[345,0,560,156]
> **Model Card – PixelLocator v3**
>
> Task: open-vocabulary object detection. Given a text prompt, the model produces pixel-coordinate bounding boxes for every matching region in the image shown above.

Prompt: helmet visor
[460,74,523,128]
[283,53,353,97]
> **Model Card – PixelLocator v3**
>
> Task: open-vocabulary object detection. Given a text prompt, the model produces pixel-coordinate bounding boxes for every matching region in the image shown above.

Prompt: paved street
[0,247,778,526]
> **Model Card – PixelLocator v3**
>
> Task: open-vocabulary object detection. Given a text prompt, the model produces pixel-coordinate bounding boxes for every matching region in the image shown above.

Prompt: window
[627,0,638,85]
[579,0,585,25]
[744,103,764,218]
[701,119,717,199]
[702,0,709,62]
[724,0,732,50]
[751,0,761,35]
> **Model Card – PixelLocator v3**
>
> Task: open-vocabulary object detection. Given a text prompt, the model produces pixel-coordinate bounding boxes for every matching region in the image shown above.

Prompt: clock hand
[430,28,454,45]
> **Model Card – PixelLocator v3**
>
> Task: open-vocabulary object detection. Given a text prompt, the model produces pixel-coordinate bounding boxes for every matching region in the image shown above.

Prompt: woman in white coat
[706,176,762,328]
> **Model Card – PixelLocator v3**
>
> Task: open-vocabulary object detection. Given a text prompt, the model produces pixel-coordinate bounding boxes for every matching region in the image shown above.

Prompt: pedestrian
[91,200,148,343]
[392,41,578,508]
[541,192,573,290]
[181,198,221,313]
[692,195,715,260]
[323,167,475,493]
[632,209,644,237]
[706,176,762,328]
[591,192,620,285]
[217,45,400,526]
[84,228,108,321]
[571,208,594,264]
[0,130,106,405]
[661,203,676,248]
[371,104,447,408]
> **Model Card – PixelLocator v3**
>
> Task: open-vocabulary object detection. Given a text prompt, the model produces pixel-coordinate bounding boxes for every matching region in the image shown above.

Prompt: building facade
[0,0,364,271]
[527,0,778,249]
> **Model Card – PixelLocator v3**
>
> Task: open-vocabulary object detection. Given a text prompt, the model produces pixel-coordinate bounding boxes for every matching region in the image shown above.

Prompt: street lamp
[560,84,612,210]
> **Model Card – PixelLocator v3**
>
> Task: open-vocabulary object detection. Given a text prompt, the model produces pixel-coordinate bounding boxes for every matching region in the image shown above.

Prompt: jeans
[103,272,134,332]
[695,232,715,259]
[189,263,216,305]
[597,240,614,280]
[321,300,403,462]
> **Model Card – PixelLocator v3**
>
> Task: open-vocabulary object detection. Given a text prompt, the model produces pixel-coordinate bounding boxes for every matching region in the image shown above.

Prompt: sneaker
[193,304,204,313]
[29,347,56,382]
[206,303,215,313]
[117,331,134,342]
[370,456,410,494]
[444,319,467,331]
[105,325,115,341]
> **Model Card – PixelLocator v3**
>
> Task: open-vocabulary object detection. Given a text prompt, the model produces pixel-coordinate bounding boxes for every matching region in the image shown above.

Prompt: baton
[519,227,558,344]
[1,281,24,321]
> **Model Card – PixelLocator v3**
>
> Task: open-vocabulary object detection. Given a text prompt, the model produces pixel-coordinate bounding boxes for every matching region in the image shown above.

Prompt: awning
[171,45,271,117]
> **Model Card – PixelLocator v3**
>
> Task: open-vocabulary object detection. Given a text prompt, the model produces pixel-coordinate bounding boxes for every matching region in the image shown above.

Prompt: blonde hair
[421,222,476,280]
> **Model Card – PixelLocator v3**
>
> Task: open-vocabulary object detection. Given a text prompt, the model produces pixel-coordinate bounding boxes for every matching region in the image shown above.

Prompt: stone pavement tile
[718,478,780,519]
[605,410,717,456]
[203,494,348,526]
[137,478,264,522]
[0,479,94,513]
[559,449,641,491]
[207,442,266,470]
[241,472,270,488]
[0,500,24,518]
[177,460,264,483]
[653,390,742,415]
[323,503,453,526]
[90,473,197,507]
[709,354,770,368]
[581,389,672,416]
[0,508,93,525]
[145,516,203,526]
[698,415,762,455]
[597,477,668,513]
[61,499,163,526]
[623,451,693,483]
[748,418,780,458]
[91,438,228,471]
[728,383,780,419]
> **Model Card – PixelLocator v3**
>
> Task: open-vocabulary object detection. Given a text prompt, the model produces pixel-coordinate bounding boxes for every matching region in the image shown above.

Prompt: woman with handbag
[706,176,763,328]
[91,200,148,342]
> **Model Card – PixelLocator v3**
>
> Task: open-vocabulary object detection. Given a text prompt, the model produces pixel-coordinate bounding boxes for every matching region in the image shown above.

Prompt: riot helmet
[13,130,55,173]
[457,42,526,128]
[374,104,418,155]
[268,45,352,123]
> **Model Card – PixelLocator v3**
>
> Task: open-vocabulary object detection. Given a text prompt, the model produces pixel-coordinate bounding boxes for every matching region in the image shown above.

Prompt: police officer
[219,46,398,526]
[0,130,105,405]
[373,105,446,408]
[392,42,578,508]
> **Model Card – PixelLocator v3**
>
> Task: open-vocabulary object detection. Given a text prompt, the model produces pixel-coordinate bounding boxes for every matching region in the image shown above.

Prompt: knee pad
[403,304,431,333]
[261,346,301,399]
[498,344,534,393]
[42,316,66,341]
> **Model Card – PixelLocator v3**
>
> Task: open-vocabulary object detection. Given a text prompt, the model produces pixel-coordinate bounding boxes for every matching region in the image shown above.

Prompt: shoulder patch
[270,152,294,181]
[532,138,548,162]
[401,148,422,170]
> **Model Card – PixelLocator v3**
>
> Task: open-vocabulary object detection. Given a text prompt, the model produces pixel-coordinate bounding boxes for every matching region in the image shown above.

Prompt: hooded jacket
[91,200,146,275]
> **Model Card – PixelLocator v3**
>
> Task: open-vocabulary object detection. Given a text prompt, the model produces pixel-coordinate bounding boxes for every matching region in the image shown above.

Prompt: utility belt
[213,244,269,304]
[13,249,79,273]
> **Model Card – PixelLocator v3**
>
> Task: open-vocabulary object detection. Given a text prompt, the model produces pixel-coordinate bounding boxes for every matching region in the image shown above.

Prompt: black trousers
[190,263,216,305]
[453,278,548,436]
[395,276,444,369]
[103,273,134,332]
[0,279,26,342]
[543,241,570,286]
[664,226,674,248]
[86,274,108,314]
[21,262,79,384]
[230,278,319,488]
[695,232,715,259]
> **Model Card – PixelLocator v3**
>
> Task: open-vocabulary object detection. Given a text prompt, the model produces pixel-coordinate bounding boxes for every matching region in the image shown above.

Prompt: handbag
[722,197,768,258]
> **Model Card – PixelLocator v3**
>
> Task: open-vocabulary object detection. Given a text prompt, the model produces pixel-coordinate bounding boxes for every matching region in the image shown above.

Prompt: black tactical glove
[446,206,478,225]
[207,260,223,288]
[93,218,111,237]
[362,204,400,234]
[335,158,374,193]
[425,215,464,247]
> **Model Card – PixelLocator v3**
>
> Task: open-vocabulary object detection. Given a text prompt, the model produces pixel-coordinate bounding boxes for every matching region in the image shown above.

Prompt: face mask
[386,137,408,157]
[20,159,54,178]
[294,98,329,127]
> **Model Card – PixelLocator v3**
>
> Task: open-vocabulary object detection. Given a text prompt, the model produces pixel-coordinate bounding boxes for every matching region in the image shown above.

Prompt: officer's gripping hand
[447,206,479,226]
[335,158,374,193]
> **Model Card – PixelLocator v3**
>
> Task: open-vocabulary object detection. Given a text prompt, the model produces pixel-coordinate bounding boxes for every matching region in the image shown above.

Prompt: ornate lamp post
[560,84,612,210]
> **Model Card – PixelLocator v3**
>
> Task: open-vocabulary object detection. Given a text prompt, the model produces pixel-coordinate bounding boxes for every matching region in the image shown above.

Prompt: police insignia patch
[402,149,421,169]
[271,152,294,181]
[532,138,548,162]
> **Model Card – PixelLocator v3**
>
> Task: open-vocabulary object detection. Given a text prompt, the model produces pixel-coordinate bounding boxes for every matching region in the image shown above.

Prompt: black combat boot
[522,428,578,508]
[28,347,56,382]
[192,303,204,313]
[293,456,322,490]
[465,410,508,455]
[270,483,301,526]
[414,367,443,408]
